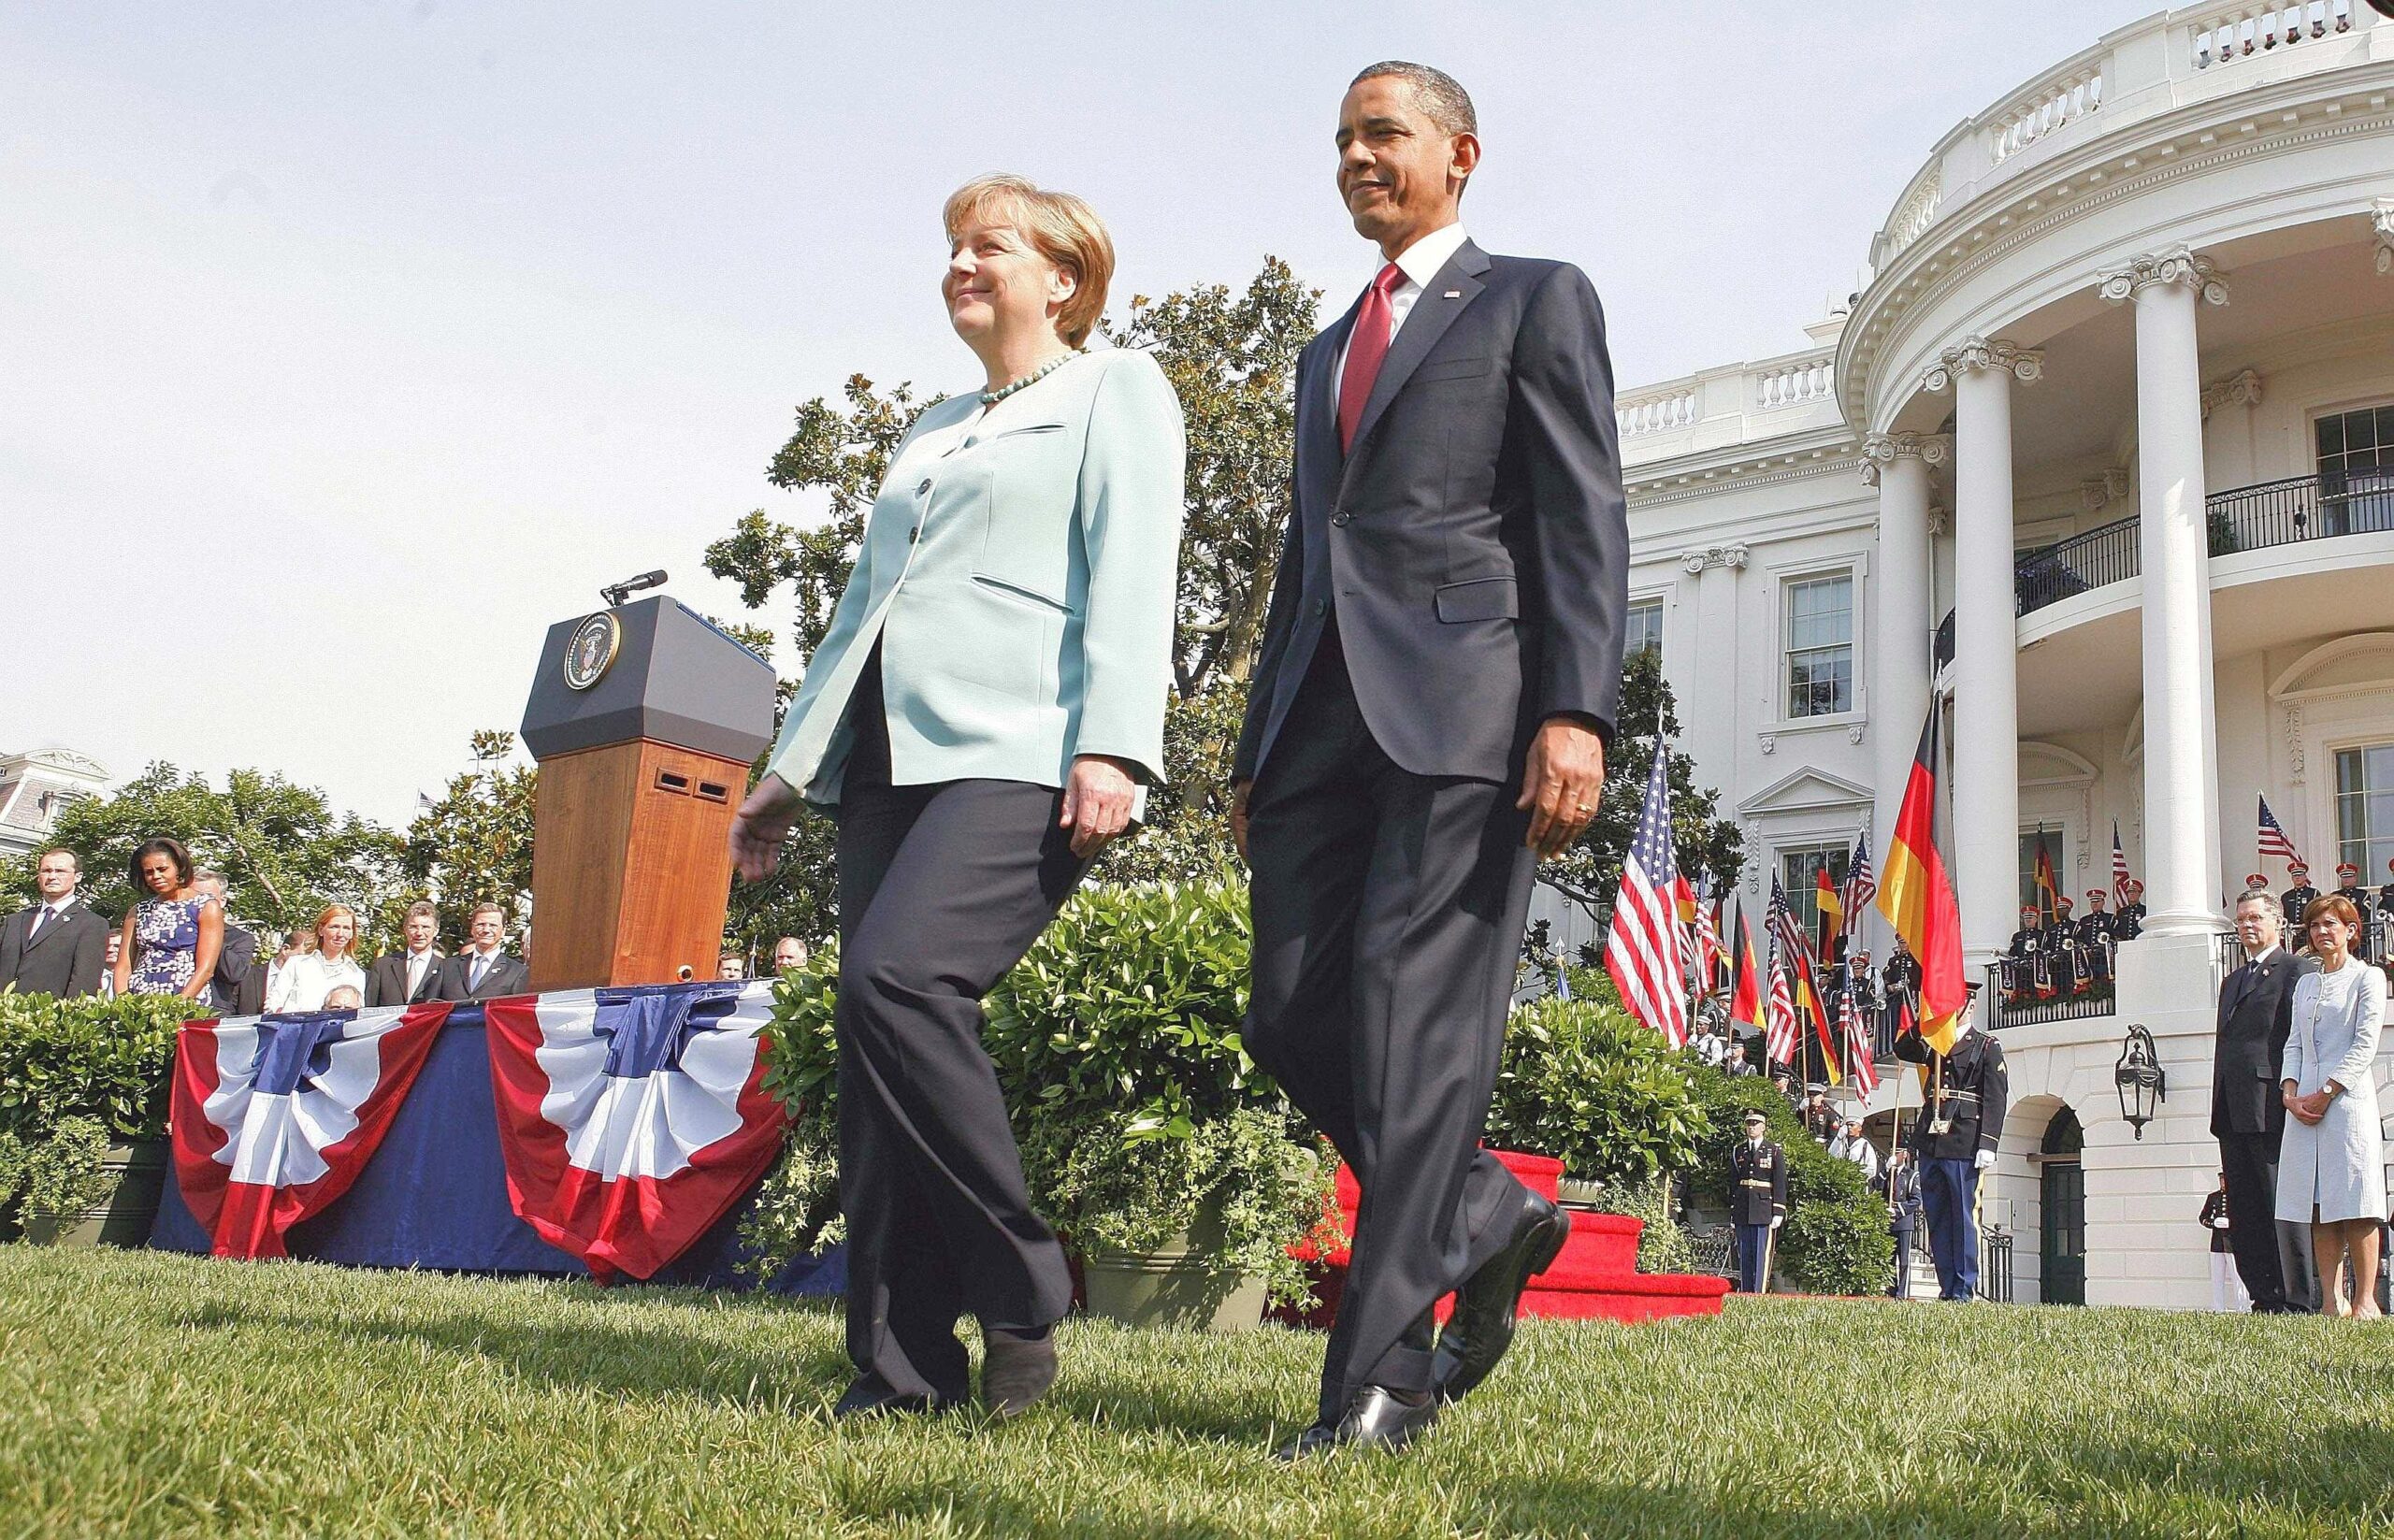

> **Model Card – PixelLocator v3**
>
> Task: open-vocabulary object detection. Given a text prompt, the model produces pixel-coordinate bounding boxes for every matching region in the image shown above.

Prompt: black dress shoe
[1273,1385,1440,1460]
[832,1376,949,1419]
[980,1331,1058,1419]
[1430,1191,1572,1403]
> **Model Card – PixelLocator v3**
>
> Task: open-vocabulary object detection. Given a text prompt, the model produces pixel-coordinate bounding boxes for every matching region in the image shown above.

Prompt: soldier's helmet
[2086,889,2108,905]
[2243,874,2270,894]
[2337,862,2359,883]
[2289,861,2310,879]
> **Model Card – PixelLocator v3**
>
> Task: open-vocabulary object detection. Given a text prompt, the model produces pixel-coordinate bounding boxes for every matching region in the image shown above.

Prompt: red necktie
[1337,263,1405,453]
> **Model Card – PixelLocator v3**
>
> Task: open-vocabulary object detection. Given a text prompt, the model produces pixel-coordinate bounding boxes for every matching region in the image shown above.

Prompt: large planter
[1555,1176,1607,1207]
[1079,1195,1269,1333]
[19,1141,170,1248]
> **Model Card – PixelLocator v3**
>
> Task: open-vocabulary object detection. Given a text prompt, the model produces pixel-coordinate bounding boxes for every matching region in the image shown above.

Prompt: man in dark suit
[1230,61,1624,1458]
[1728,1110,1787,1293]
[190,871,259,1015]
[2214,888,2314,1312]
[1883,1147,1924,1300]
[368,900,445,1007]
[0,848,109,998]
[436,901,529,1001]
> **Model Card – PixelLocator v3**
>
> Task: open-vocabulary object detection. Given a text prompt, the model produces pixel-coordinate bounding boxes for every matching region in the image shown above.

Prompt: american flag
[1692,875,1723,993]
[1764,938,1799,1068]
[1837,986,1879,1094]
[1840,837,1876,923]
[2257,794,2301,865]
[2111,822,2132,907]
[1604,747,1689,1048]
[1767,873,1806,967]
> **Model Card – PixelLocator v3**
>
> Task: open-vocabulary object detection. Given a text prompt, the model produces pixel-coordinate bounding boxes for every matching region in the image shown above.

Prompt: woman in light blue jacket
[2276,893,2387,1317]
[729,175,1185,1416]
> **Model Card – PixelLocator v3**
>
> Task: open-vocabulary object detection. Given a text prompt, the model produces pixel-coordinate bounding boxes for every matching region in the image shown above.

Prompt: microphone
[600,570,668,607]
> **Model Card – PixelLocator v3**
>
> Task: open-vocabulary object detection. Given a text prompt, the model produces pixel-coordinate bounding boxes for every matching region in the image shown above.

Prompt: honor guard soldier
[2115,879,2146,940]
[2280,861,2320,941]
[2077,890,2116,991]
[2050,896,2085,997]
[1729,1109,1787,1293]
[1882,942,1922,1038]
[1846,947,1879,1036]
[2380,859,2394,960]
[2331,863,2372,962]
[2005,905,2043,1004]
[1892,987,2011,1302]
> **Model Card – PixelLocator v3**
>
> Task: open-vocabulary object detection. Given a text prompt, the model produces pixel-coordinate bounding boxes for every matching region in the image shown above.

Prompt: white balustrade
[1985,65,2105,166]
[2190,0,2354,70]
[1754,357,1833,410]
[1882,171,1943,263]
[1617,389,1696,438]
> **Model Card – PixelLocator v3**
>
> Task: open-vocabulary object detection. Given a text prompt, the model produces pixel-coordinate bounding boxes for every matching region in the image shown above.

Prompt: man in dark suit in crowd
[368,900,445,1007]
[436,901,529,1001]
[1230,60,1625,1458]
[190,871,259,1015]
[1728,1110,1787,1293]
[0,848,109,998]
[2214,888,2315,1312]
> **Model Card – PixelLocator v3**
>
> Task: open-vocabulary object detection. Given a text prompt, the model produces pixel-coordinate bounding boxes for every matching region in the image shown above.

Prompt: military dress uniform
[1883,1156,1924,1301]
[2331,865,2372,962]
[2281,865,2320,942]
[2005,910,2044,1004]
[2114,881,2146,941]
[2377,860,2394,963]
[1882,948,1922,1039]
[1729,1131,1789,1293]
[1893,1023,2011,1301]
[2046,900,2084,997]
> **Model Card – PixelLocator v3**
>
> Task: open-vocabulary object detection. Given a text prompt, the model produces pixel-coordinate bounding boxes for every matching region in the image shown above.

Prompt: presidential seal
[563,612,622,691]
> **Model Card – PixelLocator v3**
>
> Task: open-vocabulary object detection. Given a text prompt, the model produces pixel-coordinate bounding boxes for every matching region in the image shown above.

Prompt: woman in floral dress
[113,837,222,1002]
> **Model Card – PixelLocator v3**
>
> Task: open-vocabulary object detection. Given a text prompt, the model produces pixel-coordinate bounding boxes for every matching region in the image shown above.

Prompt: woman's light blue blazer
[765,348,1186,813]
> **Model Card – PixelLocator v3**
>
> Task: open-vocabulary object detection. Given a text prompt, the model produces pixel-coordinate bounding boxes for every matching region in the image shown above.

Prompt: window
[1780,845,1848,942]
[2335,741,2394,889]
[1624,599,1663,664]
[2315,405,2394,534]
[2018,828,2067,920]
[1784,574,1853,717]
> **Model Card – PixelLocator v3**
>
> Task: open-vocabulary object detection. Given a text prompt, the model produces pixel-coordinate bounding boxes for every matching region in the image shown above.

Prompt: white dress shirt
[1331,222,1471,404]
[403,946,439,1001]
[25,899,73,942]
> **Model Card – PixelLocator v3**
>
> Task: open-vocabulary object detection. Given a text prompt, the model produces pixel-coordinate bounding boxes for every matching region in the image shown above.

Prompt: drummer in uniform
[2330,863,2372,962]
[1728,1108,1787,1293]
[2077,889,2116,994]
[1892,986,2011,1302]
[2049,896,2084,997]
[1882,941,1921,1037]
[2005,905,2044,1003]
[2115,878,2147,941]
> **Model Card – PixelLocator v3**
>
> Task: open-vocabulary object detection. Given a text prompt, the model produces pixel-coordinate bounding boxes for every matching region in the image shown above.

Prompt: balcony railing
[1985,962,2116,1029]
[2013,471,2394,617]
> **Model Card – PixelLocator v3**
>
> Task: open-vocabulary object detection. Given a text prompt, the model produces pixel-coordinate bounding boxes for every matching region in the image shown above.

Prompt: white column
[1676,544,1748,800]
[1926,339,2041,970]
[2102,248,2230,939]
[1863,433,1947,879]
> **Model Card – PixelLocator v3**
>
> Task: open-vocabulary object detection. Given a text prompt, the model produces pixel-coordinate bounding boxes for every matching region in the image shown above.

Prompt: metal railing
[1984,962,2116,1029]
[2013,472,2394,617]
[1980,1228,2015,1303]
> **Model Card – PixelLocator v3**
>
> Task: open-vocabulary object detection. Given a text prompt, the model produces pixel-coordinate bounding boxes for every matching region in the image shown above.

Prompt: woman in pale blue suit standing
[729,176,1185,1417]
[2276,893,2387,1317]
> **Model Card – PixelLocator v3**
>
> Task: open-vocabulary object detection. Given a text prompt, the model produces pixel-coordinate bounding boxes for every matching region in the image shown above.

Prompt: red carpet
[1277,1149,1729,1329]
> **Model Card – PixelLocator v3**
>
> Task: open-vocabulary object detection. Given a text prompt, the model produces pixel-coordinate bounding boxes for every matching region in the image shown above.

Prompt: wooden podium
[519,597,776,991]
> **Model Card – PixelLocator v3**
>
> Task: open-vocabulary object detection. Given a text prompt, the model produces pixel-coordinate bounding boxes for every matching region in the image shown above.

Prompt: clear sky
[2,1,2163,828]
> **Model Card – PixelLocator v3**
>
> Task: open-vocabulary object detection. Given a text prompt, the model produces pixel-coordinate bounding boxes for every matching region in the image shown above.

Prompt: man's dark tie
[25,907,50,944]
[1337,263,1405,453]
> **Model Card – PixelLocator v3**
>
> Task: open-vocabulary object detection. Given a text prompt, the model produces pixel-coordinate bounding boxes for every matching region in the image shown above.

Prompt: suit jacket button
[1332,511,1352,526]
[909,525,920,542]
[916,478,932,496]
[1311,599,1329,618]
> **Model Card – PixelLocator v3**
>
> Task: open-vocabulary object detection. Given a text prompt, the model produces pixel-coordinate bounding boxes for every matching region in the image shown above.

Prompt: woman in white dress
[266,904,368,1014]
[2275,893,2387,1317]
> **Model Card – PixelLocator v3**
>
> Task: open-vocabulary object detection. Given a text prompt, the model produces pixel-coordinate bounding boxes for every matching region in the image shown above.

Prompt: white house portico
[1534,2,2394,1310]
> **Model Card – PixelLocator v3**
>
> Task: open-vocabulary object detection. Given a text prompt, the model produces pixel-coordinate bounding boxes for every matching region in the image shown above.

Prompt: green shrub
[0,991,207,1235]
[1596,1173,1698,1275]
[1484,995,1703,1187]
[1684,1066,1891,1295]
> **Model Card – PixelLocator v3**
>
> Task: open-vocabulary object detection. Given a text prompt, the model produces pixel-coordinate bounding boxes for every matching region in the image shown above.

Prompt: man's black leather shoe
[831,1376,949,1419]
[1272,1385,1440,1460]
[1430,1191,1572,1403]
[980,1331,1058,1419]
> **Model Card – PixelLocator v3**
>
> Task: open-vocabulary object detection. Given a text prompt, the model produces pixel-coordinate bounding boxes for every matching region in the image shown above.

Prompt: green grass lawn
[1,1249,2390,1539]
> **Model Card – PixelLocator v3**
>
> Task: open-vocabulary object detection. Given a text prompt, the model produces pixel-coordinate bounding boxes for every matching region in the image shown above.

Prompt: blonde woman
[266,904,368,1014]
[2278,894,2387,1317]
[729,175,1184,1420]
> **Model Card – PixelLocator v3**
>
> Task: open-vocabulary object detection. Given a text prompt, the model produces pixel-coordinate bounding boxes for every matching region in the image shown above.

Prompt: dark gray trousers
[833,676,1088,1403]
[1245,627,1538,1422]
[2217,1130,2288,1311]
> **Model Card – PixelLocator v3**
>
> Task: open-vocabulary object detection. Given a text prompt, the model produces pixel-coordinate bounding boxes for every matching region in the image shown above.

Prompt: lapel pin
[1443,290,1462,298]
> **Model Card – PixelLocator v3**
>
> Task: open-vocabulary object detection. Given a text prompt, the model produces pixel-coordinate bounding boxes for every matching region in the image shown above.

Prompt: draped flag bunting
[1875,707,1969,1054]
[2111,823,2133,907]
[1605,746,1689,1048]
[1838,986,1879,1094]
[2257,794,2301,865]
[1764,938,1799,1069]
[171,1004,451,1259]
[1728,902,1765,1036]
[484,981,786,1282]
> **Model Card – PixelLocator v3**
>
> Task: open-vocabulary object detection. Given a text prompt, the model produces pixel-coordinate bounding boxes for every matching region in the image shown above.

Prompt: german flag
[1815,867,1845,960]
[1728,900,1764,1034]
[2033,840,2060,927]
[1792,938,1839,1079]
[1875,707,1969,1054]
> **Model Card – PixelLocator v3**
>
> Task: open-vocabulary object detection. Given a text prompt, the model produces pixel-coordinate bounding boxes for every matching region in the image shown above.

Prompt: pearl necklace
[980,350,1084,406]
